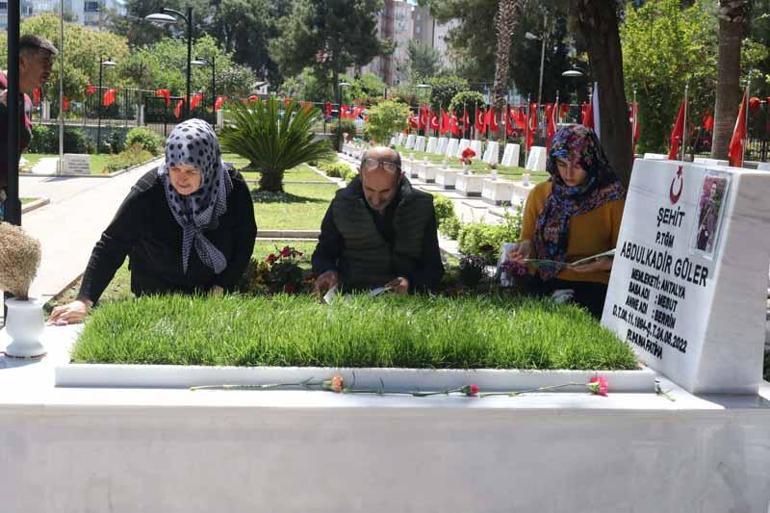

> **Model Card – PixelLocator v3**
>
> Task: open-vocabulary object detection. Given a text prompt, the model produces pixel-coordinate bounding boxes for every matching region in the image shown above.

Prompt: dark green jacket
[312,176,444,291]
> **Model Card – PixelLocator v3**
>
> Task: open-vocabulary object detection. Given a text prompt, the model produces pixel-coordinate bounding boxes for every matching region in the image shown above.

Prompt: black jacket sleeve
[214,178,258,290]
[78,187,141,303]
[406,211,445,292]
[311,204,344,275]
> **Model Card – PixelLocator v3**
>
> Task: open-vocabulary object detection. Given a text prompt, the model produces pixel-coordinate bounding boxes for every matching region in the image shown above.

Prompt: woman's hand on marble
[48,298,92,325]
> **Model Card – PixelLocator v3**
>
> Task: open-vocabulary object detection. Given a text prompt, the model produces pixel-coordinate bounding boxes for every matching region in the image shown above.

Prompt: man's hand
[570,257,613,274]
[385,276,409,295]
[48,298,92,325]
[313,270,339,297]
[506,240,532,264]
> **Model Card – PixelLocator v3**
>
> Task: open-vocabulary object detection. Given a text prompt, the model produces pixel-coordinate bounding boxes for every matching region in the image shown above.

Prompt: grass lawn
[71,294,638,370]
[253,181,337,230]
[394,146,549,182]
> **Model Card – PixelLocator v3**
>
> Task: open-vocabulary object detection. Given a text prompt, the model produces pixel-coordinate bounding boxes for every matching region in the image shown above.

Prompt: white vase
[4,298,46,358]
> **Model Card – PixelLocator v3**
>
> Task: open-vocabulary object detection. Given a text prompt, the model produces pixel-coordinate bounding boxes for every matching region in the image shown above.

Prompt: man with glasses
[312,146,444,296]
[0,35,57,220]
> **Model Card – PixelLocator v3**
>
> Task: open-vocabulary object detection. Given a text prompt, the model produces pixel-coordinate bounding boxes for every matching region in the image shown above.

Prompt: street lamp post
[561,67,588,122]
[96,57,117,152]
[192,55,216,124]
[145,6,193,119]
[525,14,548,142]
[336,81,351,151]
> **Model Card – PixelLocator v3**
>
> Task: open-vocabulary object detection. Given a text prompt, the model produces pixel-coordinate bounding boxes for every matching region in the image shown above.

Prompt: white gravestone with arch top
[525,146,547,171]
[501,143,520,167]
[602,159,770,394]
[436,137,449,155]
[483,141,500,165]
[425,137,438,154]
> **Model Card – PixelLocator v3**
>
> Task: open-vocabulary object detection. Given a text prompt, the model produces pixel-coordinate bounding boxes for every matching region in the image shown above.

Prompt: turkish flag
[545,103,557,151]
[728,90,748,167]
[418,106,430,129]
[155,88,171,107]
[62,96,70,112]
[749,96,761,113]
[439,109,449,134]
[174,99,184,119]
[559,103,570,120]
[449,113,459,136]
[581,102,594,128]
[505,108,515,136]
[86,84,97,96]
[103,88,117,107]
[214,96,225,111]
[461,108,470,133]
[702,111,714,132]
[189,92,204,111]
[526,103,538,150]
[475,107,486,134]
[430,111,440,131]
[32,88,41,106]
[484,107,499,133]
[667,100,686,160]
[629,101,641,156]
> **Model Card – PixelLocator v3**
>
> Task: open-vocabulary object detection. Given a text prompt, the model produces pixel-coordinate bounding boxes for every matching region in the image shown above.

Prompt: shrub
[107,130,126,154]
[439,215,462,240]
[334,119,358,138]
[317,161,357,181]
[27,125,93,154]
[432,193,455,225]
[457,255,486,288]
[125,127,164,156]
[102,144,154,173]
[364,100,410,144]
[457,209,522,263]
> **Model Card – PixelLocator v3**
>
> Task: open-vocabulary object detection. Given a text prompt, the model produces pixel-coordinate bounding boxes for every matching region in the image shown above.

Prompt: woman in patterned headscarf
[507,125,625,318]
[49,119,257,324]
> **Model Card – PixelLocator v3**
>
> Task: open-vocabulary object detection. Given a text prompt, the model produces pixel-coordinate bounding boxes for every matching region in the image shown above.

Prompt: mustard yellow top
[520,181,625,284]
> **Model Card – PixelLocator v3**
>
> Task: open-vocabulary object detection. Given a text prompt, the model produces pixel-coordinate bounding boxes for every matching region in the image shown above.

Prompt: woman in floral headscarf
[507,125,625,317]
[49,119,257,324]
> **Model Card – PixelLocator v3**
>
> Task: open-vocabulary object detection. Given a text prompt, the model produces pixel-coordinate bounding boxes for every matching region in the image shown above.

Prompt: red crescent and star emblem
[669,166,684,204]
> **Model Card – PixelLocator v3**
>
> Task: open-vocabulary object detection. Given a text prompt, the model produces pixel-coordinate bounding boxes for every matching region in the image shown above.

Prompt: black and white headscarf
[158,118,233,274]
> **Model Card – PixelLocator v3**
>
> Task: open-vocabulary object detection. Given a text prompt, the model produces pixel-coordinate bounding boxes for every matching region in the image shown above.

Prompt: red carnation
[280,246,293,258]
[462,384,480,396]
[588,376,609,396]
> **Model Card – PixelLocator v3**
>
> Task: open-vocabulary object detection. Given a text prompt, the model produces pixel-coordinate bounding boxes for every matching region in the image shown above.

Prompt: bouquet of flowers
[460,147,476,166]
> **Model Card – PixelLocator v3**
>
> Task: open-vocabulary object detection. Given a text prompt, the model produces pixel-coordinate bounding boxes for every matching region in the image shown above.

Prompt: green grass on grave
[71,293,639,370]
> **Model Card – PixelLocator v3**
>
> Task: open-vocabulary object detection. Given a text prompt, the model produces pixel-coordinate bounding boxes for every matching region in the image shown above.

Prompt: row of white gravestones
[602,159,770,394]
[445,139,459,159]
[414,136,426,153]
[501,143,521,167]
[436,137,449,155]
[525,146,547,171]
[425,137,438,154]
[482,141,499,165]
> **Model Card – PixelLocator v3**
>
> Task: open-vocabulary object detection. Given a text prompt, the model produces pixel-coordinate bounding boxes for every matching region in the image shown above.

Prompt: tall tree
[270,0,386,100]
[571,0,632,185]
[406,40,442,80]
[712,0,752,158]
[491,0,523,135]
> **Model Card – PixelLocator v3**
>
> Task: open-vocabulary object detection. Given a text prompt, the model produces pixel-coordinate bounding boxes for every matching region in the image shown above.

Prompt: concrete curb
[21,197,50,214]
[20,156,163,179]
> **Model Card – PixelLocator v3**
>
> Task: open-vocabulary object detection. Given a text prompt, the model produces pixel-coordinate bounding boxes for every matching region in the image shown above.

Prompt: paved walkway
[18,159,162,301]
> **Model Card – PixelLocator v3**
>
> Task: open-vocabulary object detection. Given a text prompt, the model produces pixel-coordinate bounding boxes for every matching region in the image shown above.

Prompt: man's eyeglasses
[362,157,400,174]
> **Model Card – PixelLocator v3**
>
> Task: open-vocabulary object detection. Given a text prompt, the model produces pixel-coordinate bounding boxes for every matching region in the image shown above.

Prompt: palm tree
[491,0,523,137]
[711,0,751,159]
[219,97,335,192]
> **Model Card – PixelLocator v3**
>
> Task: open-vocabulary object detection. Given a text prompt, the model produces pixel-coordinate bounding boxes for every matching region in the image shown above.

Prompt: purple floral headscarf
[533,125,625,279]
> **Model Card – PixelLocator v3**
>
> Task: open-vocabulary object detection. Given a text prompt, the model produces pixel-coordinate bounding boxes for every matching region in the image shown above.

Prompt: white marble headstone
[470,140,482,157]
[437,137,449,155]
[62,154,90,175]
[414,136,426,153]
[483,141,500,165]
[525,146,547,171]
[602,159,770,394]
[397,133,406,146]
[643,153,668,160]
[445,139,459,159]
[405,134,416,149]
[694,158,729,167]
[501,143,520,167]
[389,136,397,147]
[426,137,438,154]
[456,139,471,158]
[757,162,769,171]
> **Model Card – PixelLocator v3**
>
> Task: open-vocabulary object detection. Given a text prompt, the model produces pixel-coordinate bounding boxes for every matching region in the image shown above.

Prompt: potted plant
[0,222,44,358]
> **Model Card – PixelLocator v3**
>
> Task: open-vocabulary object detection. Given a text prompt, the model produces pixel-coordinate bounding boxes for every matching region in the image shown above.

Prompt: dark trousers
[520,274,609,319]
